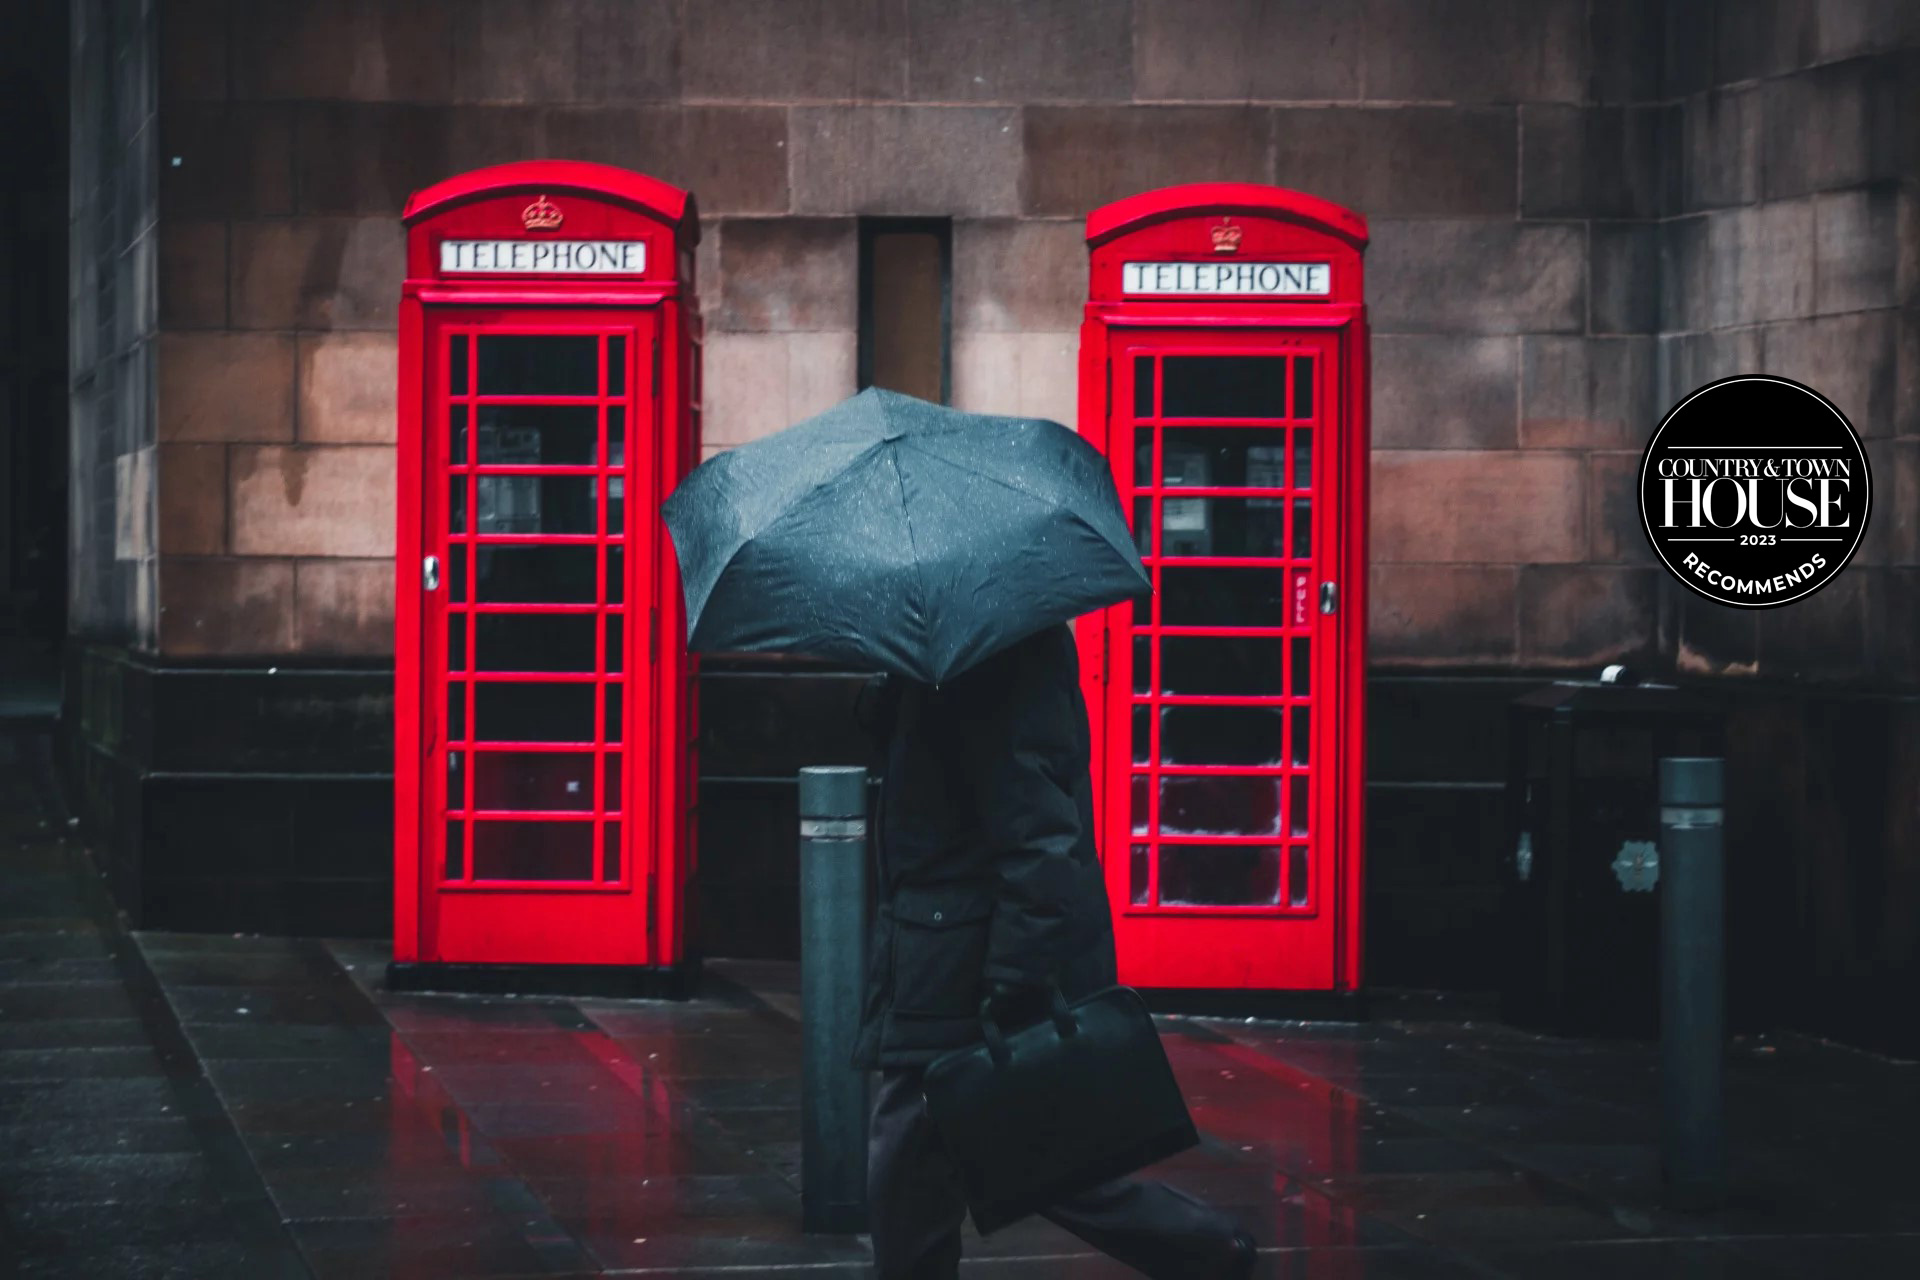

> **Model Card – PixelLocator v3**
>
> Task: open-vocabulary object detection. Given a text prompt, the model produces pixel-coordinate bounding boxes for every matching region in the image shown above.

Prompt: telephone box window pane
[1160,705,1285,766]
[1293,429,1312,490]
[1293,498,1312,559]
[1159,497,1200,554]
[449,546,468,603]
[605,683,624,744]
[1158,497,1287,559]
[1131,773,1151,835]
[1159,775,1282,836]
[1289,845,1310,907]
[447,683,466,742]
[450,480,469,534]
[1133,356,1153,419]
[476,335,598,396]
[608,406,626,461]
[605,473,624,532]
[476,475,597,535]
[1162,431,1286,489]
[1161,356,1288,419]
[1161,635,1284,696]
[1160,844,1282,906]
[1292,704,1311,765]
[1133,498,1152,556]
[1131,592,1150,626]
[602,822,622,881]
[445,821,465,880]
[1134,429,1154,487]
[472,821,595,881]
[1290,775,1308,836]
[477,406,599,466]
[1290,637,1309,694]
[1162,567,1288,627]
[474,546,598,603]
[449,336,469,395]
[1133,636,1151,693]
[608,336,627,396]
[473,613,597,673]
[1292,357,1314,419]
[606,613,624,674]
[472,683,595,744]
[607,546,624,605]
[1130,844,1151,905]
[1132,705,1150,764]
[603,753,622,815]
[447,752,464,813]
[450,405,469,465]
[447,615,467,672]
[473,752,597,812]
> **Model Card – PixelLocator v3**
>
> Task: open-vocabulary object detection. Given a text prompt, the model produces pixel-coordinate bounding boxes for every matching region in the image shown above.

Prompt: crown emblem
[522,195,564,231]
[1210,218,1242,253]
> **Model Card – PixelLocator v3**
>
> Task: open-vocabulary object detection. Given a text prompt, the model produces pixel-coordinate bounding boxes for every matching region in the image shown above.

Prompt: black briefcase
[921,984,1199,1235]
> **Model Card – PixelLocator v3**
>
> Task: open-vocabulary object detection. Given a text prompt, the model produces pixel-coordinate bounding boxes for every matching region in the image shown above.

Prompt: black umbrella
[662,387,1149,685]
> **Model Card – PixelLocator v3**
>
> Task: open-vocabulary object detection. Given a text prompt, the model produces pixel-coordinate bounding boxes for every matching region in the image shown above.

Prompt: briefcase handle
[979,984,1078,1067]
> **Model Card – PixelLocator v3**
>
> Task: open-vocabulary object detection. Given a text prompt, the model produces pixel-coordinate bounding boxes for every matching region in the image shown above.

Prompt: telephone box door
[423,312,658,965]
[1105,331,1343,989]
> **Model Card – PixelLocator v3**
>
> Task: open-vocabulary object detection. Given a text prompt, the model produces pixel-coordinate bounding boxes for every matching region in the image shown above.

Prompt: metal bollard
[1658,756,1726,1210]
[798,766,870,1234]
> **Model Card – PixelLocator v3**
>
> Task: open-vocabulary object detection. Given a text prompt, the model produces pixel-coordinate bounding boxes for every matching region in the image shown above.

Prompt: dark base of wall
[61,645,394,938]
[1363,673,1920,1060]
[693,661,883,962]
[56,645,1919,1060]
[386,961,700,1001]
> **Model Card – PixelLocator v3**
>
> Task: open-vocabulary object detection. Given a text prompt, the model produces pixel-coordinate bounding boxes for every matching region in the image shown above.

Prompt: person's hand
[981,979,1051,1030]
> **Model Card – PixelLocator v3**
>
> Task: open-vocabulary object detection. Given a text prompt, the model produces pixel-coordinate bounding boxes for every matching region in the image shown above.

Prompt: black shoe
[1221,1228,1257,1278]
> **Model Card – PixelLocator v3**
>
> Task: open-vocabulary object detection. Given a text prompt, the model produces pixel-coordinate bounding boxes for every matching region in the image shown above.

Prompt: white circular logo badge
[1639,376,1871,608]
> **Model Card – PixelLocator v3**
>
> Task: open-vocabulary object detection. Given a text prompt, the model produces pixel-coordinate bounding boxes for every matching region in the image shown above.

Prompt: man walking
[854,623,1256,1279]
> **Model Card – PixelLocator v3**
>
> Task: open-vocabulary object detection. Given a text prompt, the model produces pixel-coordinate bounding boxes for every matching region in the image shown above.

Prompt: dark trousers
[868,1068,1241,1280]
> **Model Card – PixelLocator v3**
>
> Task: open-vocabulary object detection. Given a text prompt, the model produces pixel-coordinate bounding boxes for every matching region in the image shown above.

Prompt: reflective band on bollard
[1659,756,1727,1211]
[799,817,867,841]
[799,766,869,1234]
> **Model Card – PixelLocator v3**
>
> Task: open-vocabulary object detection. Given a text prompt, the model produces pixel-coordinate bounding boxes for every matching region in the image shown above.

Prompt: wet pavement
[6,730,1920,1278]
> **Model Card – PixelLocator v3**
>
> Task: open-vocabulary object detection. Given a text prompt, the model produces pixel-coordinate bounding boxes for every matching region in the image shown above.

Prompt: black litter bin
[1501,677,1723,1039]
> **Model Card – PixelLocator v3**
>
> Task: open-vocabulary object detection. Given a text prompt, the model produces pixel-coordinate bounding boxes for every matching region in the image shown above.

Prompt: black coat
[853,624,1117,1069]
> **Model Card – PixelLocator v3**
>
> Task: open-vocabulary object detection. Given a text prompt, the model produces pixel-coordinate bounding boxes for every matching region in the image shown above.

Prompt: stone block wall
[153,0,412,658]
[126,0,1920,681]
[122,0,1607,669]
[1657,0,1920,685]
[69,0,159,647]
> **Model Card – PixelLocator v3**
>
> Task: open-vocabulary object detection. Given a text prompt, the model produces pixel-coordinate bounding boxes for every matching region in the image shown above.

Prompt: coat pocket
[889,882,997,1020]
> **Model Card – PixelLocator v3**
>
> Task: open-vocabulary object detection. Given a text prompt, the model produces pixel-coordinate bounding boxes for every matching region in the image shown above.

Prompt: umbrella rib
[885,443,934,669]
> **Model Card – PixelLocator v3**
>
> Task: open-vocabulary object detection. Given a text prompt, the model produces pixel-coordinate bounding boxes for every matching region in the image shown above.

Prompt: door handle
[1320,581,1337,615]
[423,555,441,592]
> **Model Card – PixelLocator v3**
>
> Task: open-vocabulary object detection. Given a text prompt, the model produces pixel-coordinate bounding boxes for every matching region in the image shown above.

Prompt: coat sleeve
[951,635,1087,986]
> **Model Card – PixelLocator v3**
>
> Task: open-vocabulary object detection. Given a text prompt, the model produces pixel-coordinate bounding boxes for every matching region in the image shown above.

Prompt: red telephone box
[1076,184,1369,999]
[390,161,700,993]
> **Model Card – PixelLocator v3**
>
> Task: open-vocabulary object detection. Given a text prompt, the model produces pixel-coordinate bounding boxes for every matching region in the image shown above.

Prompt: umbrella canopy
[662,388,1149,685]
